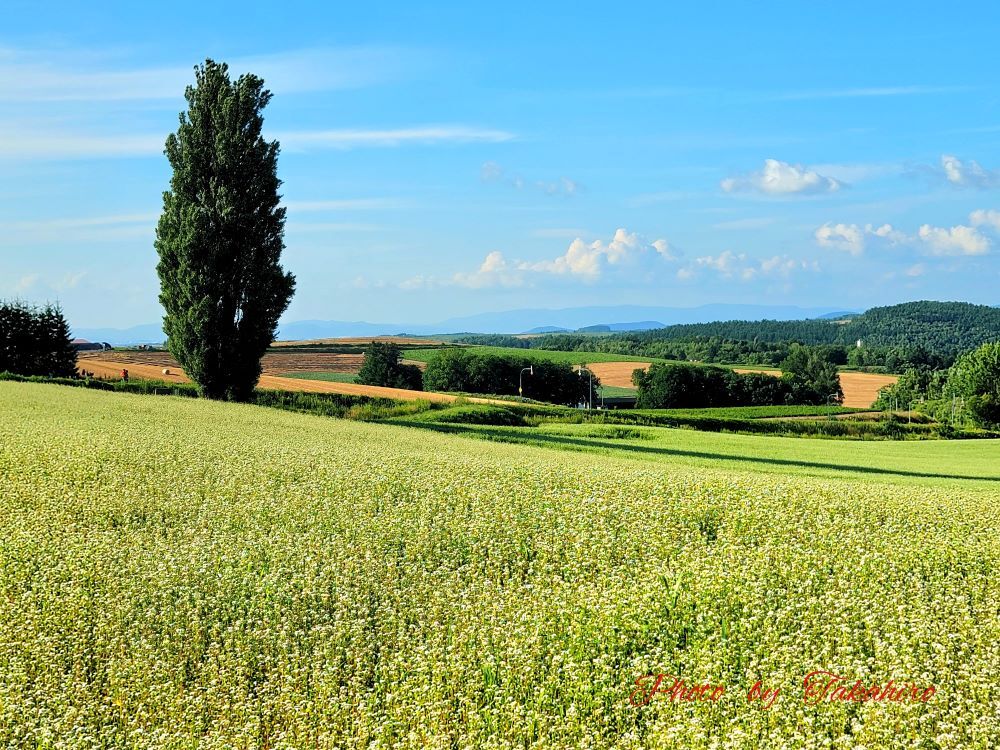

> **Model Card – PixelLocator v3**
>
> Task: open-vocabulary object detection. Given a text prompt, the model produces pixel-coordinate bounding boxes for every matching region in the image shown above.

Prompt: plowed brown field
[80,351,367,376]
[587,361,896,408]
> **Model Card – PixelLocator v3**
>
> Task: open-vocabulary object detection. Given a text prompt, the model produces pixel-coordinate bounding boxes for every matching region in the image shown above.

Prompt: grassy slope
[637,405,864,419]
[401,345,670,365]
[530,423,1000,488]
[2,382,998,747]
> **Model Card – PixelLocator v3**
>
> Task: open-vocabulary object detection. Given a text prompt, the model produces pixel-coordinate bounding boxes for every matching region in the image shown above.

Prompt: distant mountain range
[73,303,855,346]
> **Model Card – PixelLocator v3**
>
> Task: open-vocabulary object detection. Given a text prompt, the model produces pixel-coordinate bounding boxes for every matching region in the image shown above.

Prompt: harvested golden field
[77,356,492,404]
[838,371,899,408]
[731,367,783,377]
[587,361,651,388]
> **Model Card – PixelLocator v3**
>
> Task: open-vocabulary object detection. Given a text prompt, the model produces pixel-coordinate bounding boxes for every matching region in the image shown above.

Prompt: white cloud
[401,228,676,289]
[905,263,926,277]
[14,274,40,293]
[0,46,416,101]
[480,162,581,197]
[480,161,504,181]
[280,127,515,150]
[815,223,865,255]
[7,270,87,296]
[0,129,165,160]
[866,223,907,244]
[9,213,157,229]
[721,159,841,195]
[970,209,1000,231]
[524,229,675,278]
[1,213,156,245]
[917,224,990,256]
[686,251,818,281]
[940,154,999,189]
[813,222,909,256]
[451,250,526,289]
[0,125,514,161]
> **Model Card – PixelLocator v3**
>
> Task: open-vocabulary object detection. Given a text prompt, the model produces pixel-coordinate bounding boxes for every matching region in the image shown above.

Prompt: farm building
[71,339,112,352]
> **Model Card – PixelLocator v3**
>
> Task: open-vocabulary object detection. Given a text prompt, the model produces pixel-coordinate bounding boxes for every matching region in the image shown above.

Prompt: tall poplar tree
[155,60,295,401]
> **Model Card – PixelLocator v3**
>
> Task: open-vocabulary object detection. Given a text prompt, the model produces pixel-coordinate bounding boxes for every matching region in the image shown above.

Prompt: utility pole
[519,365,533,398]
[576,365,593,409]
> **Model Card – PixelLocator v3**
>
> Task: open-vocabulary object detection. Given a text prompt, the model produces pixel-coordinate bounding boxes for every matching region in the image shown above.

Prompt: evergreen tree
[0,300,76,377]
[155,60,295,401]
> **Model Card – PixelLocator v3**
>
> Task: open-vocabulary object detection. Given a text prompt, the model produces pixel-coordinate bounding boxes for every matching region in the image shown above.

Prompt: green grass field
[402,345,671,365]
[636,405,865,419]
[2,382,998,747]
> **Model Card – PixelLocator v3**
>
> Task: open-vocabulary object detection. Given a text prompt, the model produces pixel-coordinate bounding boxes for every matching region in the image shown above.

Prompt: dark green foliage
[779,343,843,405]
[356,342,424,390]
[0,300,77,377]
[423,405,528,426]
[944,342,1000,428]
[457,301,1000,370]
[632,363,794,409]
[155,60,295,402]
[873,367,947,410]
[632,351,842,410]
[422,349,595,405]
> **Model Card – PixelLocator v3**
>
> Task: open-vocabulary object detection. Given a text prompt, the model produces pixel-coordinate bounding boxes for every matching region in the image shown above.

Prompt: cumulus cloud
[917,224,990,256]
[866,223,907,243]
[939,154,1000,189]
[813,218,996,258]
[815,223,865,255]
[400,228,675,289]
[524,229,675,278]
[814,222,907,255]
[721,159,842,195]
[970,209,1000,231]
[684,251,818,281]
[451,250,527,289]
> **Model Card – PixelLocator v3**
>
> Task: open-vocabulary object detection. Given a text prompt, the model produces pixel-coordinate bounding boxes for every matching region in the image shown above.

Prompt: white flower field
[1,383,997,748]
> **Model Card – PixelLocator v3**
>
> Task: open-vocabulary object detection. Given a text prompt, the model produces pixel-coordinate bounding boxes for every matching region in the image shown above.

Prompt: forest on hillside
[457,302,1000,369]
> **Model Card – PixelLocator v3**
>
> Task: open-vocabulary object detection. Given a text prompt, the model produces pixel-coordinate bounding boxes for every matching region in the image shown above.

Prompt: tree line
[456,302,1000,371]
[875,342,1000,429]
[633,344,843,409]
[0,301,77,378]
[356,342,598,406]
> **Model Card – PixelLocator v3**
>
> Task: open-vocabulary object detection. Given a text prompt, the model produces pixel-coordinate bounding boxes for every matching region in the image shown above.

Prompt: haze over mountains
[72,304,853,345]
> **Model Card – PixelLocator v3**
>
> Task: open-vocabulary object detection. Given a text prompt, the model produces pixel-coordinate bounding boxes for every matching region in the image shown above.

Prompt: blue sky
[2,1,999,329]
